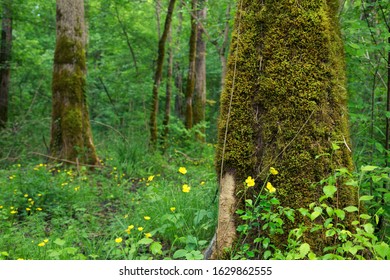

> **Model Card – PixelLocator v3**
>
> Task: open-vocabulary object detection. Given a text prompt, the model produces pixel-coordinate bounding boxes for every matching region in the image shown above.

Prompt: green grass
[0,141,218,260]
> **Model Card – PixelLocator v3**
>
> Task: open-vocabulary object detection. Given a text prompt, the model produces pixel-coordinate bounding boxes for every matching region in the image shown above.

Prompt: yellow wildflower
[178,167,187,175]
[10,210,18,214]
[200,181,205,186]
[147,175,155,182]
[0,206,3,209]
[145,233,152,238]
[266,182,276,193]
[26,208,31,211]
[43,239,49,243]
[37,242,45,247]
[24,194,28,198]
[182,184,191,193]
[138,227,144,232]
[245,176,255,187]
[170,207,176,212]
[125,225,134,234]
[270,167,279,175]
[115,237,123,243]
[36,208,42,211]
[144,216,151,220]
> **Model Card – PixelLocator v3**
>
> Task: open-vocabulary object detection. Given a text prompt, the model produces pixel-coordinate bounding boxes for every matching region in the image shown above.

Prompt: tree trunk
[50,0,99,166]
[184,0,198,129]
[0,0,12,129]
[149,0,177,147]
[213,0,357,258]
[193,0,207,141]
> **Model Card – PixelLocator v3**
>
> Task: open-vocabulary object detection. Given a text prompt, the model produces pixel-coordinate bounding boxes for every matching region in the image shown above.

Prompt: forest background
[0,0,389,260]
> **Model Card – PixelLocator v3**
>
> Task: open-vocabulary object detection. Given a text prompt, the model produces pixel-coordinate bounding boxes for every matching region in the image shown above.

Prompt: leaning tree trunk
[213,0,357,258]
[0,0,12,129]
[50,0,99,166]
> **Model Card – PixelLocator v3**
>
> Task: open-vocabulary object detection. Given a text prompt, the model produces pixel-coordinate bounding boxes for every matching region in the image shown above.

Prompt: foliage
[233,166,390,260]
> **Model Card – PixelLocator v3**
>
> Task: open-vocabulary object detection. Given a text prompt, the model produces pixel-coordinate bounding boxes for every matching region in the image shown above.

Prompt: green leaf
[263,250,272,259]
[343,206,358,213]
[374,242,389,259]
[299,243,311,257]
[359,214,371,220]
[334,209,345,220]
[331,142,340,150]
[54,238,66,246]
[326,206,334,217]
[323,184,337,197]
[310,211,321,221]
[150,242,162,255]
[359,195,374,201]
[137,238,153,245]
[1,251,9,257]
[325,229,336,237]
[363,223,374,234]
[173,249,188,259]
[360,165,378,172]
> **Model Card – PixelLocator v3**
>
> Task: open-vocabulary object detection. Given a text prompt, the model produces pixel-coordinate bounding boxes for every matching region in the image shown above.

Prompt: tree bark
[184,0,198,129]
[50,0,99,166]
[193,0,207,141]
[0,0,12,129]
[213,0,357,258]
[149,0,177,147]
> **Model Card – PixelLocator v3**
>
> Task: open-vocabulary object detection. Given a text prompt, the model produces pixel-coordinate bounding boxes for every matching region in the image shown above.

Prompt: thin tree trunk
[149,0,177,147]
[184,0,198,129]
[193,0,207,141]
[161,31,173,149]
[50,0,99,167]
[0,0,12,129]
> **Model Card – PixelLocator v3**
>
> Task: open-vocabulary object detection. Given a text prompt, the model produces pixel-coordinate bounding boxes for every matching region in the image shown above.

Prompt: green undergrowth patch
[0,143,218,260]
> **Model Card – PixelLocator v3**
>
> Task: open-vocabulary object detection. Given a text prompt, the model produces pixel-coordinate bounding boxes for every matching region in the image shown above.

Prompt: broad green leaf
[323,185,337,197]
[334,209,345,220]
[359,195,374,201]
[173,249,188,259]
[363,223,374,234]
[299,243,311,257]
[343,206,358,212]
[137,238,153,245]
[360,165,378,172]
[359,214,371,220]
[150,242,162,255]
[374,242,390,259]
[54,238,66,246]
[310,211,321,221]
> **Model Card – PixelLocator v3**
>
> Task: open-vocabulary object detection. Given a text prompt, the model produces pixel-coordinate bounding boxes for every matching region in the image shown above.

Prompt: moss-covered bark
[50,0,99,166]
[214,0,357,258]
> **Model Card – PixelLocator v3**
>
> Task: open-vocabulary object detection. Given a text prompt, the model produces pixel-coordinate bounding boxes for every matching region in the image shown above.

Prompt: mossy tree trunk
[213,0,357,258]
[149,0,176,147]
[50,0,99,166]
[0,0,12,129]
[184,0,198,129]
[193,0,207,141]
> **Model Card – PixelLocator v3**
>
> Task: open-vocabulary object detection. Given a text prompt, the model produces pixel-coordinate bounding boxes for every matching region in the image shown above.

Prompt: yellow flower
[125,225,134,234]
[115,237,123,243]
[17,258,24,260]
[200,181,205,186]
[266,182,276,193]
[74,186,80,191]
[182,184,191,193]
[0,206,3,209]
[36,208,42,211]
[245,176,255,187]
[138,227,144,232]
[178,167,187,175]
[270,167,279,175]
[26,208,31,211]
[10,210,18,214]
[38,242,45,247]
[145,233,152,238]
[144,216,151,221]
[170,207,176,212]
[43,239,49,243]
[38,194,42,197]
[147,175,155,182]
[24,194,28,198]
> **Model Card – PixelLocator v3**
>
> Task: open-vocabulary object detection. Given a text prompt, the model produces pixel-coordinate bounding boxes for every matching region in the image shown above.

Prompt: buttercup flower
[37,242,45,247]
[182,184,191,193]
[270,167,279,175]
[170,207,176,212]
[144,216,151,221]
[266,182,276,193]
[125,225,134,234]
[245,176,255,187]
[138,227,144,232]
[145,233,152,238]
[178,167,187,175]
[115,237,123,243]
[147,175,155,182]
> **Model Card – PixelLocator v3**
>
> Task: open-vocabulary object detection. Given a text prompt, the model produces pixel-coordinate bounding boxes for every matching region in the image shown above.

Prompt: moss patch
[215,0,357,256]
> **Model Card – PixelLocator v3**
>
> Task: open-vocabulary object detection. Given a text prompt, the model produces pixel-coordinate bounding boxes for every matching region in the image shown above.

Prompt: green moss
[216,0,356,255]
